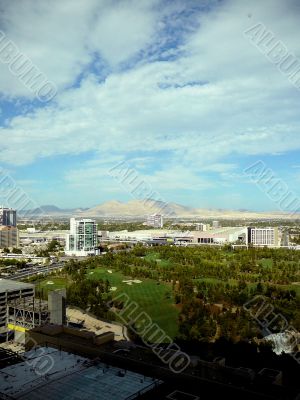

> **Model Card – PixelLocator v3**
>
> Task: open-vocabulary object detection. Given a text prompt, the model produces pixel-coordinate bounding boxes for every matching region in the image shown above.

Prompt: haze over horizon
[1,0,300,211]
[24,199,299,217]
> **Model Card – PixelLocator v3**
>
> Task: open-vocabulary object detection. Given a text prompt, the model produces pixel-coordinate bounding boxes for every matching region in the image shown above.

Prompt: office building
[0,226,19,248]
[146,214,163,228]
[247,227,279,247]
[65,218,98,256]
[0,207,17,227]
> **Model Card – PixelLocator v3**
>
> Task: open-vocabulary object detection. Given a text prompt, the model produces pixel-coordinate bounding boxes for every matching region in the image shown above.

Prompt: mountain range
[19,200,298,220]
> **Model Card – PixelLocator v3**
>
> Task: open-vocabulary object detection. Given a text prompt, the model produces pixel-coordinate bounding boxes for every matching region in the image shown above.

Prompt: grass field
[88,267,179,339]
[35,276,69,297]
[144,252,171,267]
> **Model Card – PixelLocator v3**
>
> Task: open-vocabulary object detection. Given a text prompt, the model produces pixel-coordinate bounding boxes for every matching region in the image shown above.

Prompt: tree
[12,248,22,254]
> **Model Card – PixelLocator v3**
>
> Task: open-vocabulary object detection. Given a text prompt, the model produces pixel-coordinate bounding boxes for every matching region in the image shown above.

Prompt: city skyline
[0,0,300,210]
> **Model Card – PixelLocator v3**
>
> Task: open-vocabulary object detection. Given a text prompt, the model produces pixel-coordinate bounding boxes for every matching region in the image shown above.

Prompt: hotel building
[65,218,98,256]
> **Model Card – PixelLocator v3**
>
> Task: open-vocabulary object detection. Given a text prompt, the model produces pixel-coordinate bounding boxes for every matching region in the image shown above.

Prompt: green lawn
[144,252,160,261]
[144,252,171,267]
[88,267,179,340]
[194,277,225,285]
[35,277,69,297]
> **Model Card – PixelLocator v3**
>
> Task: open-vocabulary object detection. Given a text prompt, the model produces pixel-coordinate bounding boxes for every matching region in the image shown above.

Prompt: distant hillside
[20,200,298,220]
[20,205,88,216]
[81,199,193,217]
[80,199,296,219]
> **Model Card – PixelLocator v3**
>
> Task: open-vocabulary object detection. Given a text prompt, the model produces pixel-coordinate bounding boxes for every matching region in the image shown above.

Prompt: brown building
[0,226,19,248]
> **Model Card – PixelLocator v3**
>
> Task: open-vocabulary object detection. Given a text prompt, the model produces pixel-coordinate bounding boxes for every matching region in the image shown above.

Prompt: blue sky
[0,0,300,211]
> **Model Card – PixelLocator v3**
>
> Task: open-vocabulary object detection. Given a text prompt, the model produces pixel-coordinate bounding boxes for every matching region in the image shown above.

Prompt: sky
[0,0,300,211]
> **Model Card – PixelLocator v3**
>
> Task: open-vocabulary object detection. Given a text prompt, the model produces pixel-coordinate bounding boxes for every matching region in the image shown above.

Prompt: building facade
[247,227,279,247]
[0,207,17,227]
[146,214,163,228]
[195,223,208,231]
[0,226,19,248]
[65,218,98,256]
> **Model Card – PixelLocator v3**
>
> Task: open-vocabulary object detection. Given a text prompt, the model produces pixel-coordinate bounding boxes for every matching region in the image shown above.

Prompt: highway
[3,264,64,281]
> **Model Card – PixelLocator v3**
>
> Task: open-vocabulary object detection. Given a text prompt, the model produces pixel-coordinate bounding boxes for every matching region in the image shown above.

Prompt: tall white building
[65,218,98,256]
[146,214,163,228]
[248,227,278,247]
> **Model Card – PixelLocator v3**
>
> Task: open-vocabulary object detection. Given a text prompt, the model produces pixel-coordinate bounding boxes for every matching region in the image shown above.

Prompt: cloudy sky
[0,0,300,211]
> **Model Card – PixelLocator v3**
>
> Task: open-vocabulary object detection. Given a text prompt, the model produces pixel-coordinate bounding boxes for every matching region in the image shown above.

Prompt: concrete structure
[212,220,220,229]
[0,279,35,337]
[65,218,98,256]
[247,227,279,247]
[146,213,163,228]
[0,280,65,343]
[0,225,19,248]
[48,289,66,325]
[0,206,16,227]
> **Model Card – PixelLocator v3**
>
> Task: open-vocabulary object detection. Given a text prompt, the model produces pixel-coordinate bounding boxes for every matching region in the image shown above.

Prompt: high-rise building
[146,214,163,228]
[65,218,98,256]
[0,207,17,227]
[247,227,278,247]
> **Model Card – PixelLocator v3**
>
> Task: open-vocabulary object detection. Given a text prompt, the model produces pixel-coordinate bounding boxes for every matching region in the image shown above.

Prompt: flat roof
[0,278,34,293]
[0,347,160,399]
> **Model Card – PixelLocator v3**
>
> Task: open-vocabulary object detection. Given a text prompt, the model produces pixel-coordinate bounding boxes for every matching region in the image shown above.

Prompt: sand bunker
[122,279,142,285]
[107,270,113,274]
[110,286,117,291]
[46,281,54,285]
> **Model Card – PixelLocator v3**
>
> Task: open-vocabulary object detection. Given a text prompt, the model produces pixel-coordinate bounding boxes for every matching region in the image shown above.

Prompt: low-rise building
[195,223,208,231]
[247,227,279,247]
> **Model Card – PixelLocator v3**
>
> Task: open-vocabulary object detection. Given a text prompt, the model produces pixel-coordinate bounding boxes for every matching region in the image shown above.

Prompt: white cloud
[0,0,300,199]
[90,0,159,67]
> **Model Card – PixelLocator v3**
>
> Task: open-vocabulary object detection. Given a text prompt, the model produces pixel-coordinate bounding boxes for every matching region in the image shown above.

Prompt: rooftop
[0,347,160,399]
[0,278,34,293]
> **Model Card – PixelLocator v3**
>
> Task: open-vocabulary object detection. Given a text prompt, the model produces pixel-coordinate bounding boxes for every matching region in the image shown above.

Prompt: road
[6,264,64,281]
